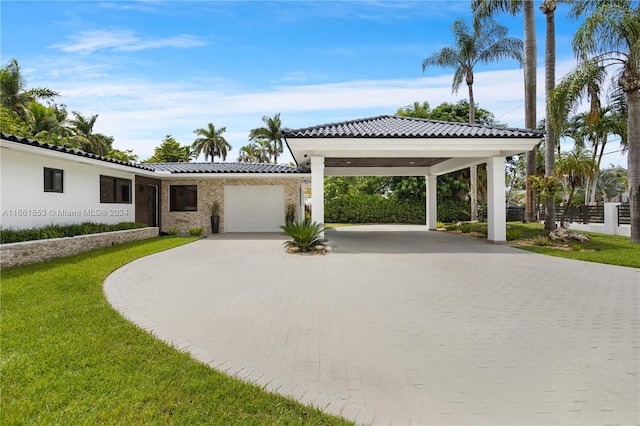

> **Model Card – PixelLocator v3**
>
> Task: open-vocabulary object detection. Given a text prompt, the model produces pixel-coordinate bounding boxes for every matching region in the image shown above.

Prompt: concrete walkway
[104,225,639,425]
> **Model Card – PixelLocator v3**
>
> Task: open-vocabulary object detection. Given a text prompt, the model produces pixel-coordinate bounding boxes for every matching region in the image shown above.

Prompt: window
[100,175,132,203]
[170,185,197,211]
[44,168,64,193]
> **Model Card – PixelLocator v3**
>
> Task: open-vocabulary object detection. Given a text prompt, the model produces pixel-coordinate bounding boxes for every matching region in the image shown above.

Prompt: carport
[284,115,544,242]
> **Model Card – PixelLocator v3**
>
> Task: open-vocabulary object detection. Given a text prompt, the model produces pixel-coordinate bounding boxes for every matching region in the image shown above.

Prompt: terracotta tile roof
[284,115,545,139]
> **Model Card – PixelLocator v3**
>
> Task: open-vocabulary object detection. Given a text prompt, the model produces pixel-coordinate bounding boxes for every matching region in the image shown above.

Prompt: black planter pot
[210,215,220,234]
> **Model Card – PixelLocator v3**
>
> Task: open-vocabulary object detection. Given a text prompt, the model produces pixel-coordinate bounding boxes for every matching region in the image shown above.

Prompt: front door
[148,185,158,227]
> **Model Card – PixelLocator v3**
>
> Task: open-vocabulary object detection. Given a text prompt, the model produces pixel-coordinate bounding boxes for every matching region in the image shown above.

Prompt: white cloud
[50,30,206,54]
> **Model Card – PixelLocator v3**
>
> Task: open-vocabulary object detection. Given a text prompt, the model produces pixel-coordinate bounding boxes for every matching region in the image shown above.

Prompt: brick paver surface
[104,225,640,425]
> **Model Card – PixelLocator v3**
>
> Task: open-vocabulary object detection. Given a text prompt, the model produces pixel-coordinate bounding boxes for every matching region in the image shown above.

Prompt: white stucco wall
[0,146,136,229]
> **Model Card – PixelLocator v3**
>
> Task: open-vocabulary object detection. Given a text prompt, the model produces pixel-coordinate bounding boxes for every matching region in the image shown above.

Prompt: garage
[224,185,285,232]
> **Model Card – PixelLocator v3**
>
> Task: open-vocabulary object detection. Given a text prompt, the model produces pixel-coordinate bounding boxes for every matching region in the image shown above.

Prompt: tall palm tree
[473,0,538,223]
[192,123,231,162]
[249,113,284,164]
[541,0,559,231]
[0,59,59,114]
[551,0,640,242]
[422,18,523,221]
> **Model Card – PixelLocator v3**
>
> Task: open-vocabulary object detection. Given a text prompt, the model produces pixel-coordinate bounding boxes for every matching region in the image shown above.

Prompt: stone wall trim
[0,227,159,270]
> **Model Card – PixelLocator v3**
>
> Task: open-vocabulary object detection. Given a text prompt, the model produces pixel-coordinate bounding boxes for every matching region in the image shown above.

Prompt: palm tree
[540,0,560,231]
[66,111,112,155]
[551,0,640,242]
[473,0,538,223]
[22,101,63,140]
[237,141,271,163]
[572,107,627,203]
[249,113,284,164]
[422,17,522,221]
[597,170,626,202]
[0,59,59,114]
[556,147,597,226]
[192,123,231,162]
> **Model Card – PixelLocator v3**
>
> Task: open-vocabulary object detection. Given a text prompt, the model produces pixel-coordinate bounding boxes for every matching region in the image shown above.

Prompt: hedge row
[324,194,471,224]
[0,222,147,244]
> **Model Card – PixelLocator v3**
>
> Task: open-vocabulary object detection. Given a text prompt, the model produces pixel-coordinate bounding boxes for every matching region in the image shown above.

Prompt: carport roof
[283,115,544,139]
[283,115,544,173]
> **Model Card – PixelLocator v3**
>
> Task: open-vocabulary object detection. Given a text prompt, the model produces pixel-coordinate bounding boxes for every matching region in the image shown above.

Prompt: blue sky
[1,0,627,166]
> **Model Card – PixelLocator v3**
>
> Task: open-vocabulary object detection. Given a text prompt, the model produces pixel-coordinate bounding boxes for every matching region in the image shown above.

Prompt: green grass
[506,222,640,268]
[1,237,351,425]
[324,223,360,229]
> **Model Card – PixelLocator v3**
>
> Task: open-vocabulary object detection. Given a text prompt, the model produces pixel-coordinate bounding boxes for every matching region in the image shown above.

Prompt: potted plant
[209,201,220,234]
[286,203,296,224]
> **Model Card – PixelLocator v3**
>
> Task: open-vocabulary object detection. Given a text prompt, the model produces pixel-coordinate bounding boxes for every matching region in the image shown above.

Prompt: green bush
[533,235,552,246]
[188,227,204,236]
[0,222,146,244]
[167,227,179,236]
[506,228,521,241]
[325,194,425,224]
[437,199,470,223]
[444,224,459,231]
[459,223,472,233]
[324,194,471,224]
[281,219,327,252]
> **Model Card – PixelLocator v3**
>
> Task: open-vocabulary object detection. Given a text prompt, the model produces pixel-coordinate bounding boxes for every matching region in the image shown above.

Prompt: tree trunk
[470,165,478,221]
[468,81,476,125]
[627,89,640,243]
[524,0,538,223]
[542,0,557,232]
[468,82,478,221]
[588,140,604,204]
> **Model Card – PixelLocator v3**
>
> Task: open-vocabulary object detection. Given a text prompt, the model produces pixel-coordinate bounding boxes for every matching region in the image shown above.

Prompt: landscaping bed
[442,222,640,268]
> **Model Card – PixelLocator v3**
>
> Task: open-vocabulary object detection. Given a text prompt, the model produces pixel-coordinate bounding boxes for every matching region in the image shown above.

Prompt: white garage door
[224,185,285,232]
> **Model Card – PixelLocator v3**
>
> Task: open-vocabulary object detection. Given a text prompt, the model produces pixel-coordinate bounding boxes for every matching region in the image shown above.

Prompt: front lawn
[507,222,640,268]
[1,237,351,425]
[445,222,639,268]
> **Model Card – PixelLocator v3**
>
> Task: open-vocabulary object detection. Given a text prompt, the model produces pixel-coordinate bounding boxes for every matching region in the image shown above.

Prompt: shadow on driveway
[326,225,523,255]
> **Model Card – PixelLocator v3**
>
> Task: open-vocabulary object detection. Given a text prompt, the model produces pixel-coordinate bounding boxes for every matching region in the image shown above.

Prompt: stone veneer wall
[161,178,300,233]
[1,227,159,270]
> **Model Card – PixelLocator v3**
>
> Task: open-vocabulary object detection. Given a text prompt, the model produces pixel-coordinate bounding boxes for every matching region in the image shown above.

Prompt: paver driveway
[104,225,639,425]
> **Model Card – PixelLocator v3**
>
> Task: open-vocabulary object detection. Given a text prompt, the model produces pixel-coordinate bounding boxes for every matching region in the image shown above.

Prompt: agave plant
[281,219,327,253]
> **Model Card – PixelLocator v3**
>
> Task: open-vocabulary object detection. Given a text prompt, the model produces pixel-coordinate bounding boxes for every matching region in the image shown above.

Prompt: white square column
[426,175,438,230]
[310,156,325,233]
[487,157,506,243]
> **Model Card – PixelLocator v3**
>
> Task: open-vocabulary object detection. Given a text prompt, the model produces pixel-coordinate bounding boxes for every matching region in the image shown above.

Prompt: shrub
[0,222,146,244]
[444,224,459,231]
[533,236,552,246]
[188,227,204,236]
[281,219,327,253]
[437,199,471,223]
[506,229,521,241]
[325,194,425,224]
[167,227,179,236]
[459,223,472,233]
[436,221,445,229]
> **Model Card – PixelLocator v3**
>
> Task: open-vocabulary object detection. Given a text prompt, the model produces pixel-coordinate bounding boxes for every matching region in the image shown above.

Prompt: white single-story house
[0,133,310,234]
[1,116,543,241]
